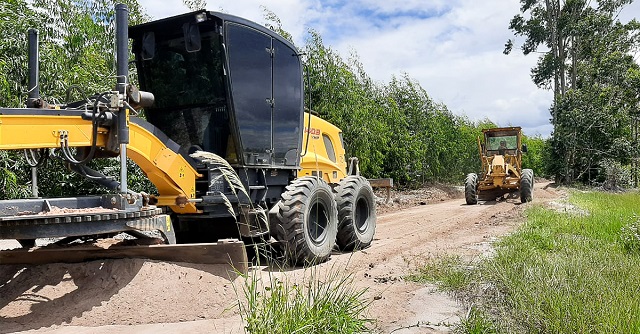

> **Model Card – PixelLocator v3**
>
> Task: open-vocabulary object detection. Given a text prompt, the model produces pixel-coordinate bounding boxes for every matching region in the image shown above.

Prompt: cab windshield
[487,135,517,151]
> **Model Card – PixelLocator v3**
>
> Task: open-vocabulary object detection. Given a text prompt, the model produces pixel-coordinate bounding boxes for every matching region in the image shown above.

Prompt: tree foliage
[522,135,550,177]
[1,0,148,107]
[507,0,640,185]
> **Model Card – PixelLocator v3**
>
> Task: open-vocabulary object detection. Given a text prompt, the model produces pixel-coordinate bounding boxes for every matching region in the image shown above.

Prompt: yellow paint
[299,113,347,184]
[166,216,172,232]
[127,122,201,213]
[0,111,354,212]
[0,112,201,214]
[0,114,108,149]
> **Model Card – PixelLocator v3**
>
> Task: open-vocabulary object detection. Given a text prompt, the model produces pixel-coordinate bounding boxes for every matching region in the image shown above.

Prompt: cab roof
[482,127,522,137]
[129,9,298,52]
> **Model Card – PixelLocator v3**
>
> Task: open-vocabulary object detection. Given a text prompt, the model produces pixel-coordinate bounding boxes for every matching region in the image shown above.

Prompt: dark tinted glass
[140,29,232,158]
[226,23,272,165]
[141,31,225,109]
[273,39,303,166]
[322,134,336,162]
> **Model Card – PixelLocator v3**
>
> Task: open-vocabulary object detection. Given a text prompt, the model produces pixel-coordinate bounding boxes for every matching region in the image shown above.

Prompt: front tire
[335,176,376,251]
[520,169,534,203]
[272,176,338,266]
[465,173,478,205]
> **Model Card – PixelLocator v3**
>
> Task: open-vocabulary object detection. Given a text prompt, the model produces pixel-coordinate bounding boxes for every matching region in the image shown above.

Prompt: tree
[303,31,389,179]
[183,0,207,11]
[522,135,550,177]
[0,0,40,108]
[303,29,501,186]
[506,0,640,184]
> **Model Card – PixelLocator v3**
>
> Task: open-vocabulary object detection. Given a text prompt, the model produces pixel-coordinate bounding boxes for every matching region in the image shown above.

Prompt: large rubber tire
[520,169,534,203]
[465,173,478,205]
[272,176,338,266]
[335,176,376,251]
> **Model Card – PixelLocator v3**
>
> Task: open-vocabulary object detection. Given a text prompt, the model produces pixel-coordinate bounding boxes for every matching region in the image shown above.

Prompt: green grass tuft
[235,264,373,334]
[620,217,640,253]
[455,307,497,334]
[405,254,472,291]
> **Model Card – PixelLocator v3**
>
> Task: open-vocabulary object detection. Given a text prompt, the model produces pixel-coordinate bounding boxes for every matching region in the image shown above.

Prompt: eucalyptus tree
[506,0,640,184]
[0,0,40,108]
[302,31,390,179]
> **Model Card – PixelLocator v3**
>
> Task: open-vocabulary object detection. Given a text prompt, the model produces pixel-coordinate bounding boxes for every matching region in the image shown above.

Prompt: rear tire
[335,176,376,251]
[465,173,478,205]
[520,169,534,203]
[272,176,338,266]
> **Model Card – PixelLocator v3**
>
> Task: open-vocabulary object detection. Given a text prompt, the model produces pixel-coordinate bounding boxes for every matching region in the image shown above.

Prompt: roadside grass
[405,254,471,291]
[234,262,373,334]
[409,190,640,333]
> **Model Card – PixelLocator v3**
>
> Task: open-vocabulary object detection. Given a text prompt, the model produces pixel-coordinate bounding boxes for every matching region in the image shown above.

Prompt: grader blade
[0,240,249,274]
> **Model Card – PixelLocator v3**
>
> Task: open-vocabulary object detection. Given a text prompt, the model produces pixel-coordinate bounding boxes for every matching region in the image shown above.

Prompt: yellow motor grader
[0,5,377,270]
[465,127,533,204]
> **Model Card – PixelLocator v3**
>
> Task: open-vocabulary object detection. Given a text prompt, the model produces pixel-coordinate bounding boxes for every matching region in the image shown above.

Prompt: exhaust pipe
[116,4,128,98]
[27,29,41,197]
[27,28,41,108]
[116,3,129,194]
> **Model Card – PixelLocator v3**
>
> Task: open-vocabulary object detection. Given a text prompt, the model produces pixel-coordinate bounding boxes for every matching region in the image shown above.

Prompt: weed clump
[620,217,640,253]
[405,254,471,291]
[236,264,372,334]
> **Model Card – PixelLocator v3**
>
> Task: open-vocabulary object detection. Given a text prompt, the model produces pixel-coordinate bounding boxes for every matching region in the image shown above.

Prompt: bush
[620,218,640,253]
[599,158,632,191]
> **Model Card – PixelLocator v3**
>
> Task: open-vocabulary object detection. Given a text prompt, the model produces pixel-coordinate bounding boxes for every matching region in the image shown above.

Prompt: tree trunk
[546,0,561,124]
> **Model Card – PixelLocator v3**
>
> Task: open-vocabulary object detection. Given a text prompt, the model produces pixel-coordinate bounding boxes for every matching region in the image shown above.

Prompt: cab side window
[323,134,336,162]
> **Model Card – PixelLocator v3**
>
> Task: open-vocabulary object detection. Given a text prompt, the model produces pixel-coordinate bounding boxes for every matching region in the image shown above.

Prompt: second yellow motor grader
[465,127,533,204]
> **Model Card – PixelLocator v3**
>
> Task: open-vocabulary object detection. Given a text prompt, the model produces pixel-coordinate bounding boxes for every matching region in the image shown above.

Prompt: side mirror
[522,143,528,153]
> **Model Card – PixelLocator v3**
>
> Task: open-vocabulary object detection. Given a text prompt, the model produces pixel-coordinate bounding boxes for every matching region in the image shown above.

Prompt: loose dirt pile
[374,183,464,215]
[0,260,243,333]
[0,182,564,334]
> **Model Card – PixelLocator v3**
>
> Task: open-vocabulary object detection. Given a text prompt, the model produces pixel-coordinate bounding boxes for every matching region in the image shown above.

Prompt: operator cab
[484,129,520,156]
[129,11,303,168]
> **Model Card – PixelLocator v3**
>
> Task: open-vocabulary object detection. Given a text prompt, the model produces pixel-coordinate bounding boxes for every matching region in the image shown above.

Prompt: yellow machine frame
[0,111,354,213]
[0,112,200,213]
[299,112,348,184]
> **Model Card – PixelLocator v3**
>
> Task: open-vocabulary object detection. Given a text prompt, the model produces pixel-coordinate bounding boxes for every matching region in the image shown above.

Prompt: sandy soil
[0,182,563,334]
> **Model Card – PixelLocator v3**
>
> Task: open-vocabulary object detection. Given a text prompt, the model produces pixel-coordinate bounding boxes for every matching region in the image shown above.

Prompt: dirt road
[0,182,563,334]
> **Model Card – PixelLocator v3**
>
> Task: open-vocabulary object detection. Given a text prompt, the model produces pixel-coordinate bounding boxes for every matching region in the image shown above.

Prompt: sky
[137,0,640,138]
